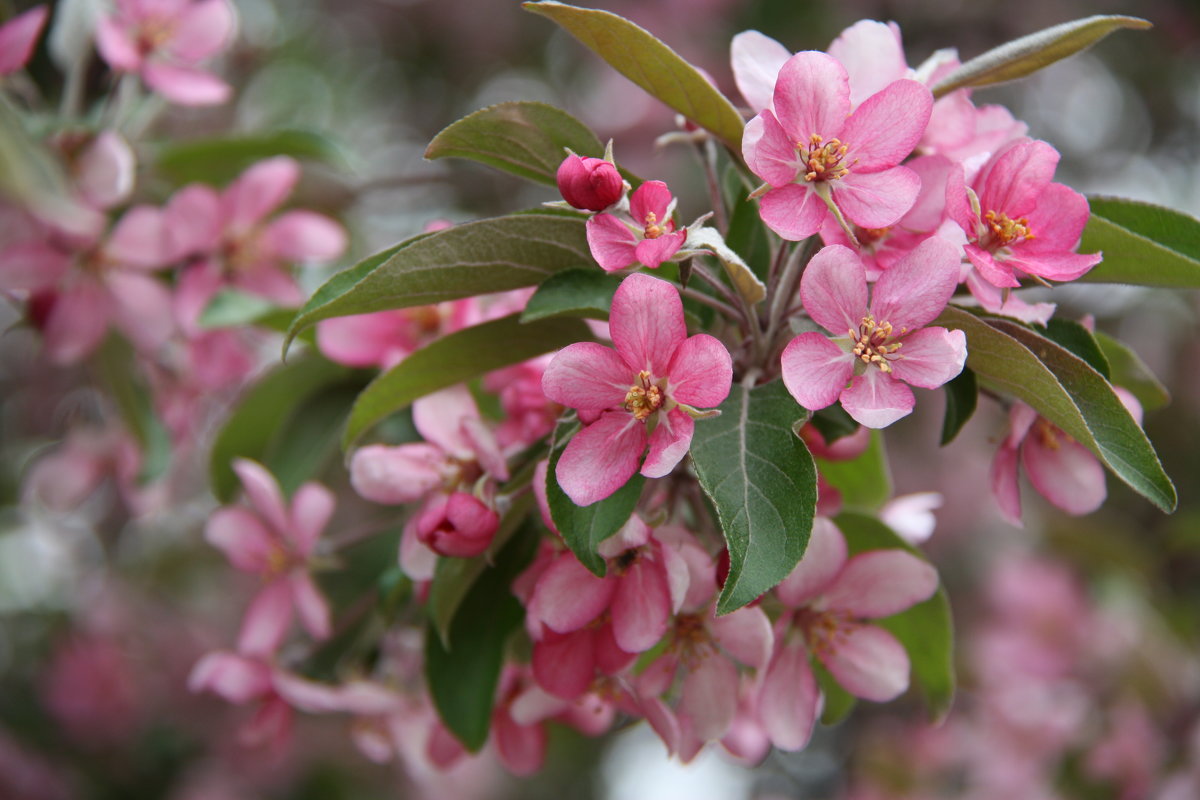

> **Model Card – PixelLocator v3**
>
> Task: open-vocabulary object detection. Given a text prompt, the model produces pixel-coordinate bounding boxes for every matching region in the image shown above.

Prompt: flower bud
[416,492,499,558]
[556,155,622,212]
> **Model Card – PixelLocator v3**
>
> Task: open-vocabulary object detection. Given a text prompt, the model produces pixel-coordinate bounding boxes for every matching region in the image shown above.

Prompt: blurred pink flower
[0,5,49,76]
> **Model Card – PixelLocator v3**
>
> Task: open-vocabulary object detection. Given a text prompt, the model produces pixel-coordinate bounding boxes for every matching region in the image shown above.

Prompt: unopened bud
[416,492,499,558]
[556,154,623,212]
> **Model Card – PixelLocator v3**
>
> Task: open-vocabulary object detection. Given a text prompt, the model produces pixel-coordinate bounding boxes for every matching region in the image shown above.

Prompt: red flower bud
[556,155,622,212]
[416,492,499,558]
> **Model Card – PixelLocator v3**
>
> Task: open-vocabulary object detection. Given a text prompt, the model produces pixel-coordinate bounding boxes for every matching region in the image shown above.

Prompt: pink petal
[760,640,821,751]
[667,333,733,409]
[555,412,647,506]
[773,51,850,141]
[260,211,347,263]
[743,110,801,187]
[758,183,827,241]
[596,515,651,559]
[107,271,175,352]
[290,572,331,641]
[164,184,222,260]
[800,243,868,336]
[94,17,141,71]
[610,557,672,652]
[142,63,232,105]
[629,180,673,227]
[232,263,303,306]
[819,623,909,702]
[1021,182,1092,252]
[593,621,637,674]
[204,506,275,572]
[610,273,686,377]
[1006,250,1101,284]
[288,482,334,556]
[641,406,694,479]
[966,244,1019,288]
[833,167,921,229]
[585,213,637,272]
[188,651,271,703]
[841,79,932,171]
[541,342,633,412]
[1022,430,1107,516]
[889,327,966,390]
[105,205,169,269]
[529,554,615,634]
[0,241,69,291]
[237,579,294,658]
[780,332,854,412]
[775,517,848,607]
[0,5,48,75]
[828,20,907,108]
[840,369,915,429]
[634,230,685,269]
[75,131,135,210]
[270,671,347,714]
[493,709,546,776]
[398,514,437,581]
[349,443,444,504]
[711,605,774,669]
[870,236,963,332]
[43,279,113,364]
[991,442,1024,526]
[731,30,790,112]
[232,459,290,534]
[823,549,939,619]
[315,310,413,368]
[224,157,299,231]
[532,629,595,699]
[943,163,977,238]
[978,138,1058,217]
[680,655,740,741]
[412,384,478,457]
[461,415,508,480]
[167,0,235,62]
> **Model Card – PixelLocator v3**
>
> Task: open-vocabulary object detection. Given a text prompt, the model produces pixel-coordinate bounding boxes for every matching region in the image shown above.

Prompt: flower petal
[232,459,290,534]
[800,243,868,336]
[991,440,1024,527]
[529,554,615,634]
[188,651,271,703]
[142,63,232,105]
[634,230,685,269]
[680,655,739,742]
[711,605,774,669]
[781,332,854,412]
[611,557,672,652]
[828,20,907,108]
[288,482,334,556]
[871,235,963,331]
[731,30,790,112]
[555,411,647,506]
[641,406,693,479]
[833,167,921,229]
[758,183,826,241]
[819,623,909,702]
[260,211,347,263]
[542,342,633,412]
[350,443,444,505]
[1022,429,1107,516]
[743,110,801,187]
[889,327,966,390]
[532,629,595,699]
[773,51,850,141]
[205,506,275,572]
[168,0,236,62]
[841,79,932,171]
[585,213,637,272]
[840,369,915,429]
[823,549,939,619]
[237,580,294,658]
[290,572,331,641]
[775,517,847,607]
[760,641,821,751]
[667,333,733,409]
[225,157,299,231]
[610,273,686,377]
[0,5,48,75]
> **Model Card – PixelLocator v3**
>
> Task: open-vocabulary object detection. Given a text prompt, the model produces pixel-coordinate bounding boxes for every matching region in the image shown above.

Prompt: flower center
[849,315,905,374]
[796,607,858,660]
[1032,417,1062,450]
[624,370,663,421]
[983,210,1034,248]
[643,211,665,239]
[136,17,177,55]
[798,134,851,183]
[670,612,714,667]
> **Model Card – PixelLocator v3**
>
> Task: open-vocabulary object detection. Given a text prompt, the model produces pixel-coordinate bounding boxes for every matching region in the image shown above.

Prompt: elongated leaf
[209,356,352,501]
[940,367,978,446]
[284,213,590,354]
[545,420,644,576]
[1041,319,1110,378]
[931,16,1151,98]
[155,129,348,186]
[523,1,745,151]
[936,307,1176,512]
[425,101,604,186]
[837,512,955,721]
[1093,331,1169,411]
[520,268,620,323]
[816,430,891,511]
[426,524,537,751]
[691,380,817,614]
[1079,197,1200,287]
[343,314,591,449]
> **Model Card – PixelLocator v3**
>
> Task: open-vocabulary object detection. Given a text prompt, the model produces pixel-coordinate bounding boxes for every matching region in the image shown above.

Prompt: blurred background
[2,0,1199,798]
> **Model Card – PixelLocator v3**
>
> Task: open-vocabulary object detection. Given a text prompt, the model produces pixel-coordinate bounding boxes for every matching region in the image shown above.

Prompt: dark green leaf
[267,383,362,496]
[810,405,859,445]
[425,523,537,751]
[1093,330,1169,411]
[284,213,590,354]
[940,367,978,445]
[545,419,644,576]
[724,189,772,283]
[425,101,603,186]
[1079,196,1200,287]
[520,268,621,323]
[691,380,817,615]
[155,130,348,186]
[343,314,591,449]
[931,16,1151,98]
[1041,319,1110,378]
[523,1,745,151]
[816,430,891,511]
[837,512,955,721]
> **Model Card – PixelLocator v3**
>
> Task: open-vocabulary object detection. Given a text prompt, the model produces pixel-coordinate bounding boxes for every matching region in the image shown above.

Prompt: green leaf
[523,1,745,151]
[931,16,1152,98]
[940,367,978,446]
[425,101,604,186]
[155,130,348,186]
[98,337,172,484]
[813,662,856,726]
[690,380,817,615]
[545,420,645,576]
[199,289,277,328]
[343,314,591,449]
[520,268,621,323]
[837,512,955,721]
[425,522,537,751]
[1093,331,1169,411]
[724,187,772,283]
[1078,196,1200,287]
[816,430,892,511]
[1041,319,1110,378]
[937,306,1176,512]
[284,213,590,354]
[209,356,353,502]
[809,405,859,445]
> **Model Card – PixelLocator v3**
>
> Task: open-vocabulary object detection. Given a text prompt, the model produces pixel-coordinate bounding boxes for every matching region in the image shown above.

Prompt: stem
[59,50,93,120]
[678,284,742,321]
[695,138,728,235]
[690,261,742,311]
[765,239,790,305]
[764,237,818,358]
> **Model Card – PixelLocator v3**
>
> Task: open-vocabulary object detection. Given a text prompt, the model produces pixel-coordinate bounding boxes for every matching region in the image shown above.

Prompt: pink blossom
[759,518,938,751]
[585,181,687,271]
[414,491,499,558]
[557,154,623,212]
[96,0,237,106]
[781,239,966,428]
[947,137,1101,289]
[542,272,732,505]
[742,51,931,241]
[205,459,335,652]
[317,303,470,370]
[0,5,48,75]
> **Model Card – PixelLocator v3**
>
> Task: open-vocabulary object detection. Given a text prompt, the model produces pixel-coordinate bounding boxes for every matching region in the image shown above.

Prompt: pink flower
[947,137,1101,289]
[204,459,335,653]
[585,181,687,271]
[542,272,732,505]
[317,303,470,370]
[414,491,499,558]
[781,239,966,428]
[96,0,237,106]
[0,6,49,76]
[742,51,932,241]
[557,154,623,212]
[759,518,938,751]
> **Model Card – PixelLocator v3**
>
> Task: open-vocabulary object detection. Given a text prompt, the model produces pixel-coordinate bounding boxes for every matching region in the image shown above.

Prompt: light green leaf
[1079,196,1200,287]
[690,380,817,615]
[155,129,348,186]
[523,1,745,151]
[520,268,620,323]
[1093,330,1169,411]
[284,213,590,355]
[199,289,277,328]
[343,314,591,449]
[816,430,892,511]
[931,16,1151,98]
[425,101,604,186]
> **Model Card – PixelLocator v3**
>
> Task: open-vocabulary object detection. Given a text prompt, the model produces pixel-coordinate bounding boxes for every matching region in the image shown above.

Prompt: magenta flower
[204,459,335,653]
[781,239,966,428]
[760,518,939,751]
[947,137,1101,288]
[96,0,237,106]
[742,51,932,241]
[0,5,49,76]
[542,272,732,505]
[585,181,688,271]
[557,154,623,212]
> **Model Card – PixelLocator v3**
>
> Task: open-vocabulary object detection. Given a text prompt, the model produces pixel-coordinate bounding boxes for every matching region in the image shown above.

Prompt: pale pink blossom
[585,181,687,271]
[0,5,48,75]
[316,302,471,370]
[542,272,732,505]
[781,239,966,428]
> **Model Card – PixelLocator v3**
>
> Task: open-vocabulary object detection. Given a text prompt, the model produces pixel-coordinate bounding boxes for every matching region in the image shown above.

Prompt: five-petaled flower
[585,181,688,271]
